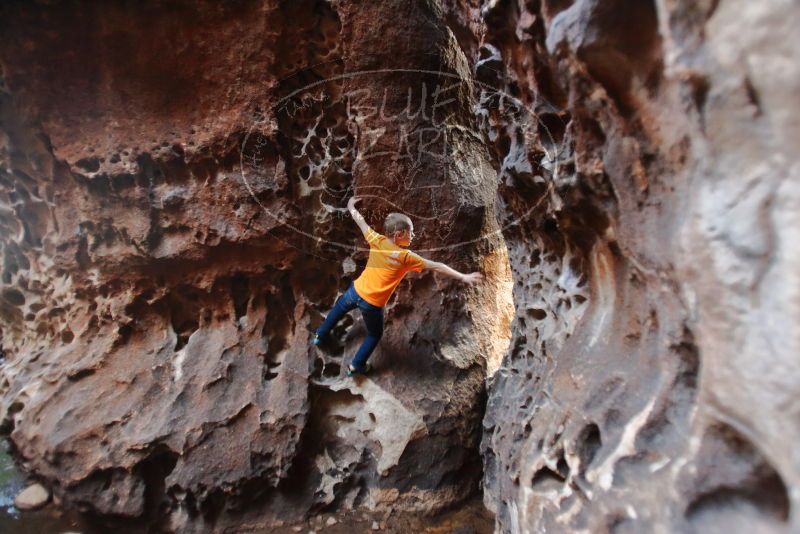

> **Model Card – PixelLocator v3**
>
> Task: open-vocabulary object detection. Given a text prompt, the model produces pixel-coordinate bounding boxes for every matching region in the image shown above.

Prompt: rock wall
[0,1,512,532]
[0,1,798,533]
[477,0,800,533]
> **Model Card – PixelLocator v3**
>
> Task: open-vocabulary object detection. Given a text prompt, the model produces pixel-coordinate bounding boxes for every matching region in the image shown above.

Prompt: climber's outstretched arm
[419,256,483,286]
[347,196,371,237]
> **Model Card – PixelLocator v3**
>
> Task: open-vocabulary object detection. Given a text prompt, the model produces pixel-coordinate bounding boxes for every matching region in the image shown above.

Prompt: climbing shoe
[346,362,372,377]
[313,332,333,349]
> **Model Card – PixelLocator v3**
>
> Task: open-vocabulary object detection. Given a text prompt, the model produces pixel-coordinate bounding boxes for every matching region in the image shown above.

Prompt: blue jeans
[315,282,384,369]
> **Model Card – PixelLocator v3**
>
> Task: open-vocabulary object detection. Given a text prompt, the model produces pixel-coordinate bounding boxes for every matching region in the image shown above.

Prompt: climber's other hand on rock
[461,272,483,285]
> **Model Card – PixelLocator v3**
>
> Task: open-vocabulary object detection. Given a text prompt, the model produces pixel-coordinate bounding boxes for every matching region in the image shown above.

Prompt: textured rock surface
[0,1,511,532]
[1,1,798,533]
[478,0,799,533]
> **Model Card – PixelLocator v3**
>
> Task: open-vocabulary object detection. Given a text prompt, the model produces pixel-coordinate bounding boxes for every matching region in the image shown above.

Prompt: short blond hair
[384,212,413,235]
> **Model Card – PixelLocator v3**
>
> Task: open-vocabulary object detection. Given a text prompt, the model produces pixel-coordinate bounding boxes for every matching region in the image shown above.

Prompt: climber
[313,195,483,376]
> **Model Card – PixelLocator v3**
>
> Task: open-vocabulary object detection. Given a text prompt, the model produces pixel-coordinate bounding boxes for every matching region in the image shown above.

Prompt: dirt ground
[3,496,495,534]
[268,498,495,534]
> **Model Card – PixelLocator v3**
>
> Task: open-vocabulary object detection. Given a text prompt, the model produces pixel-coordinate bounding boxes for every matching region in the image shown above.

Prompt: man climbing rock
[314,195,483,376]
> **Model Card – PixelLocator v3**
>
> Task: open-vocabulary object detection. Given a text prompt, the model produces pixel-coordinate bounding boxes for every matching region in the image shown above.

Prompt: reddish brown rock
[1,1,799,533]
[0,1,510,532]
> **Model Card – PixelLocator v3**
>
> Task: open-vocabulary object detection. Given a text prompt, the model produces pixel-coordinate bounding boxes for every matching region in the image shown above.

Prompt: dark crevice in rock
[743,76,763,117]
[575,423,602,470]
[168,289,201,352]
[136,446,180,527]
[230,272,250,322]
[686,423,790,526]
[531,465,564,492]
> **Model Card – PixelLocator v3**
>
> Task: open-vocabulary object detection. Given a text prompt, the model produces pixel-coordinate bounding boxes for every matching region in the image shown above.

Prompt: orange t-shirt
[353,226,426,307]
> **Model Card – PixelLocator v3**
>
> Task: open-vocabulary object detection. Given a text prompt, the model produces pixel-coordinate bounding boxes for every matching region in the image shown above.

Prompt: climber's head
[384,212,415,247]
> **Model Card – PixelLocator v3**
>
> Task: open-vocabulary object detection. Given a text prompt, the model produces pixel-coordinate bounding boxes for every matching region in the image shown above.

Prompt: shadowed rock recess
[0,1,797,533]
